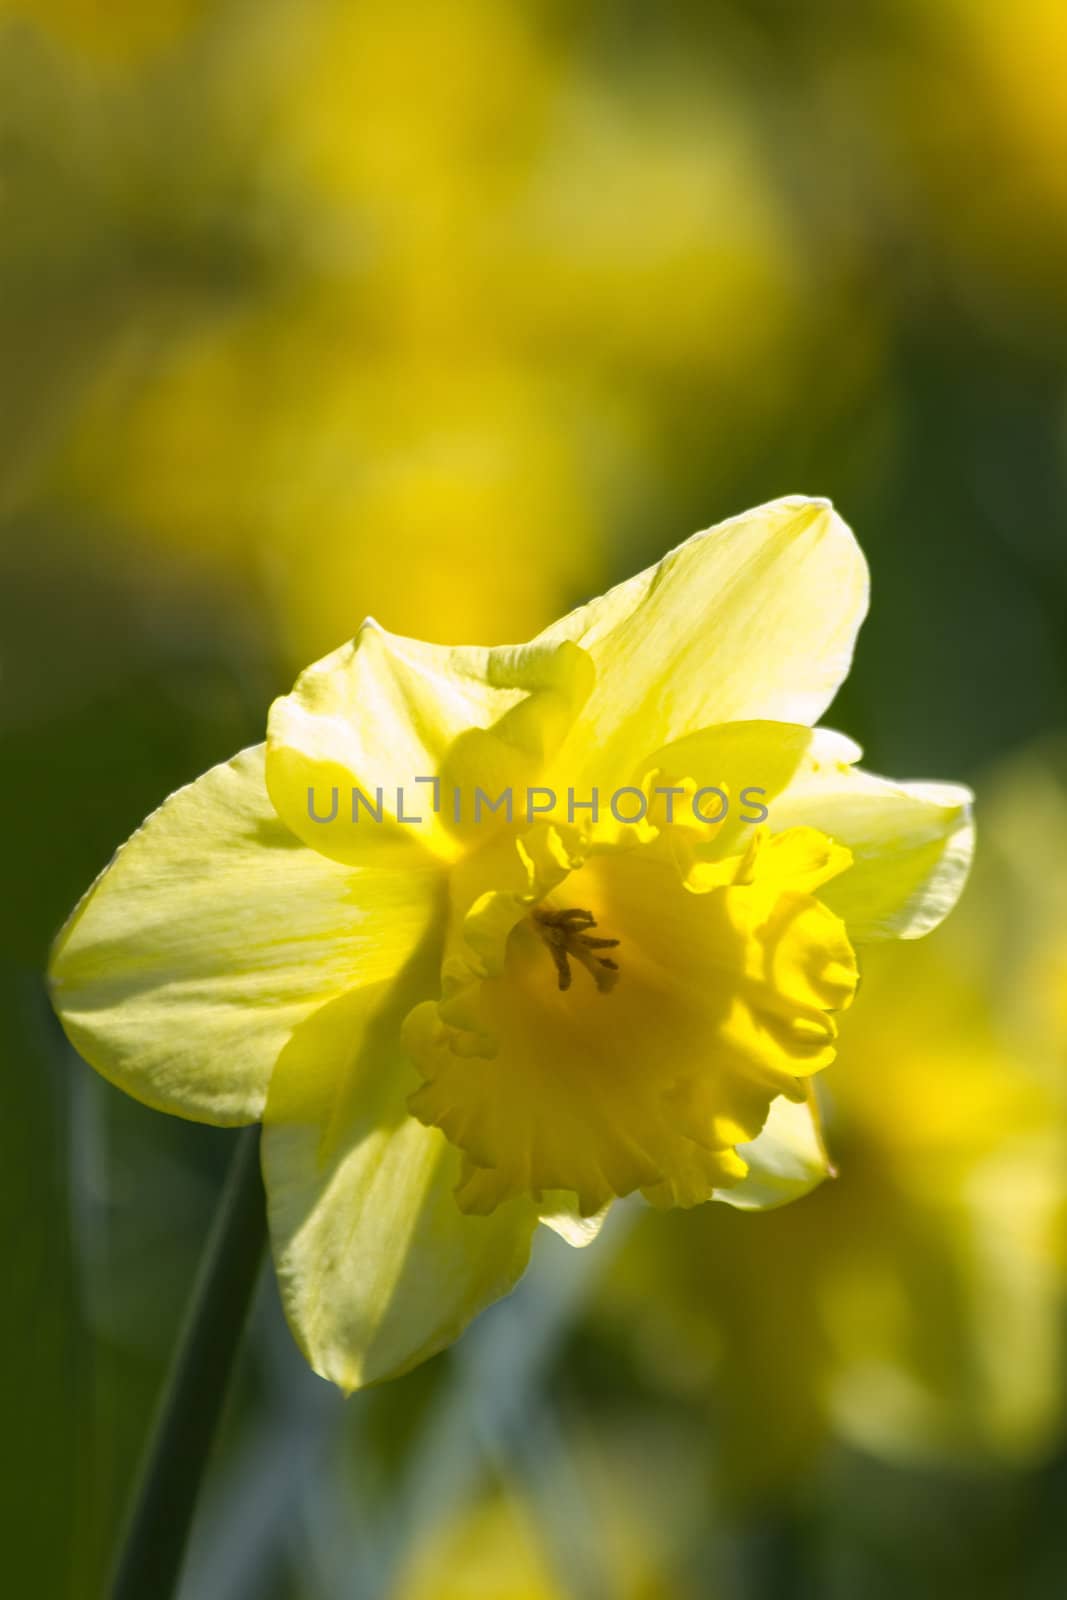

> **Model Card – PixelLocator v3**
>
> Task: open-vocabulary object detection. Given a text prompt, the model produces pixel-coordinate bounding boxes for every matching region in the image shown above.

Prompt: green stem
[110,1126,266,1600]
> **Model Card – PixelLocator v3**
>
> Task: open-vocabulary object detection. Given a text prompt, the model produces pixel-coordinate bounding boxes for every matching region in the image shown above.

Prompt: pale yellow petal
[49,745,443,1125]
[716,1089,833,1211]
[770,736,975,940]
[266,621,593,866]
[539,496,868,787]
[538,1197,612,1248]
[630,719,818,850]
[263,979,537,1390]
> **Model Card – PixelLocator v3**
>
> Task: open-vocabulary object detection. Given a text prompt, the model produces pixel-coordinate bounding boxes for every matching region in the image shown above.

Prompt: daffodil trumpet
[49,496,974,1393]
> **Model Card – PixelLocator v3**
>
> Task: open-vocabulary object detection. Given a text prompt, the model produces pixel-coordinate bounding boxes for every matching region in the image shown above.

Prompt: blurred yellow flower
[48,497,972,1390]
[394,1463,695,1600]
[44,0,807,666]
[394,1495,562,1600]
[65,318,605,660]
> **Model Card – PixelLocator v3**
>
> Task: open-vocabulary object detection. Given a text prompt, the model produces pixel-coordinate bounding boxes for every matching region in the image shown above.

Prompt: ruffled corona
[404,820,858,1216]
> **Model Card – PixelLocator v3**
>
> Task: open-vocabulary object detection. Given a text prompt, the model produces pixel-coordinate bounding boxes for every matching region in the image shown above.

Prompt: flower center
[532,904,620,994]
[404,823,858,1219]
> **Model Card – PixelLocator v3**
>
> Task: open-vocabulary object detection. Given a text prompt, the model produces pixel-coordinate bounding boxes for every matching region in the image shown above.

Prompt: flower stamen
[532,905,620,994]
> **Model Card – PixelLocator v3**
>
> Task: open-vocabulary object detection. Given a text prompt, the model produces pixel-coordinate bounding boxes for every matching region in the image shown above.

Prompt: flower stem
[110,1126,266,1600]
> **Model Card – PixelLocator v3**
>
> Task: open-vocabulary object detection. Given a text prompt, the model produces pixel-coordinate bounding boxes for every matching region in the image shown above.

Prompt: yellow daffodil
[48,497,973,1390]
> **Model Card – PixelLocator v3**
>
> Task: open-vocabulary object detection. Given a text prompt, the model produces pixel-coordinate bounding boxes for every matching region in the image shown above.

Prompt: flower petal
[538,1196,612,1248]
[715,1089,833,1211]
[266,621,594,867]
[48,745,443,1125]
[769,737,975,940]
[263,979,537,1390]
[539,496,868,787]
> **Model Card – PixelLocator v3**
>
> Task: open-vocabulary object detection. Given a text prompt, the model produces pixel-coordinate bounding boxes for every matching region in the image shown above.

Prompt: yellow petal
[49,745,443,1125]
[266,621,594,867]
[770,736,975,939]
[539,496,868,788]
[716,1088,833,1211]
[263,979,537,1390]
[538,1196,612,1248]
[636,719,817,827]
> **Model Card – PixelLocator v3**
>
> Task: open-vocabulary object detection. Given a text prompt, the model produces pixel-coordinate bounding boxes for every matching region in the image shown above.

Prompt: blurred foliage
[3,0,1067,1596]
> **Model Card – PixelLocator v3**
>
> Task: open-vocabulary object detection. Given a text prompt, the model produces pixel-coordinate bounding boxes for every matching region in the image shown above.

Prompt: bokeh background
[4,1,1067,1595]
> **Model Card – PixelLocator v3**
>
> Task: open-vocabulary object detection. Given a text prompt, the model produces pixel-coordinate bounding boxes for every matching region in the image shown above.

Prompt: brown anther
[532,906,621,994]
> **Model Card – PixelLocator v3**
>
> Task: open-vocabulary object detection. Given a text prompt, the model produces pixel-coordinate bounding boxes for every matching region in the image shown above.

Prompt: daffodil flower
[49,497,973,1390]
